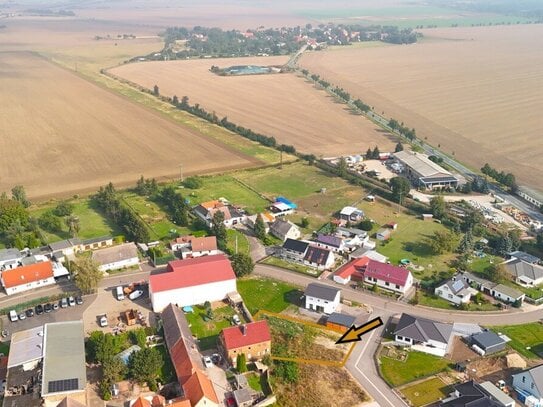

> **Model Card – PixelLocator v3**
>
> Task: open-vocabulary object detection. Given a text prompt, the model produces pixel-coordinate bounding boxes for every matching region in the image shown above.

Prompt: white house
[364,261,413,294]
[245,212,275,234]
[313,234,345,253]
[1,261,56,296]
[304,283,341,314]
[269,219,301,242]
[91,242,139,272]
[435,274,478,305]
[171,236,219,259]
[513,365,543,406]
[338,206,364,224]
[193,200,245,228]
[0,248,23,271]
[394,313,453,357]
[149,254,237,312]
[303,246,335,270]
[281,239,309,263]
[504,259,543,286]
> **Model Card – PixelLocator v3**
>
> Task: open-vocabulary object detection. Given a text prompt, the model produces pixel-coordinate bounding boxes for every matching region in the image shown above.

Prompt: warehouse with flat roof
[394,150,459,189]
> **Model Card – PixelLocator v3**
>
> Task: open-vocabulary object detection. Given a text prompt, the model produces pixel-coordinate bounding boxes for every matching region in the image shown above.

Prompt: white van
[116,286,125,301]
[8,310,18,322]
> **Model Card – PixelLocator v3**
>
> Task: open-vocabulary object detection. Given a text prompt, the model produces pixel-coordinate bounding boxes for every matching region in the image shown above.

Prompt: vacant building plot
[301,25,543,190]
[110,56,397,157]
[0,52,256,199]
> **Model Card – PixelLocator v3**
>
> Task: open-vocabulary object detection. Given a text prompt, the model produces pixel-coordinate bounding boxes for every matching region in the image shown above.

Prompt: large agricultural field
[110,56,397,157]
[0,51,257,199]
[301,25,543,190]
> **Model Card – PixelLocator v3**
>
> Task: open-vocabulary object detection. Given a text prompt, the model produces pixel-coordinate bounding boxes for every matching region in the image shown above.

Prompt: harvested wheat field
[0,52,256,199]
[301,25,543,190]
[110,56,397,157]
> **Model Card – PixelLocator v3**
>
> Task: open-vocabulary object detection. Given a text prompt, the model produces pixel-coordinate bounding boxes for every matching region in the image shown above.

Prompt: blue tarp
[183,306,194,313]
[276,196,297,209]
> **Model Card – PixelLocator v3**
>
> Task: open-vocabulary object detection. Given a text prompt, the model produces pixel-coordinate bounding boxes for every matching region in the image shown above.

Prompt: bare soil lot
[110,56,397,157]
[0,52,256,199]
[301,25,543,190]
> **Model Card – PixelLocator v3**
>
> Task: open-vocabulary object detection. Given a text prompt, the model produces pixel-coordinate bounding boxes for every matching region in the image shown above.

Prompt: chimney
[241,324,247,336]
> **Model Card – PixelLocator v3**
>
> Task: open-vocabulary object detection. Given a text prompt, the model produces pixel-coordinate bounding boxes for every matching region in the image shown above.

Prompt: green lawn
[185,305,239,351]
[246,372,263,392]
[380,349,452,386]
[0,342,9,356]
[237,277,302,314]
[401,377,451,407]
[419,293,500,312]
[27,198,119,243]
[226,229,250,256]
[492,323,543,359]
[155,344,176,384]
[261,256,321,277]
[183,175,269,214]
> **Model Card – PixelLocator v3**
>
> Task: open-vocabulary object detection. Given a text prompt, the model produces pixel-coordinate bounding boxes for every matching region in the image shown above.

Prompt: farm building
[376,228,391,241]
[326,312,356,333]
[517,186,543,209]
[304,283,341,314]
[269,219,300,242]
[1,261,55,296]
[269,196,297,216]
[218,321,271,367]
[91,242,139,272]
[394,150,459,189]
[394,313,453,357]
[149,255,236,312]
[470,331,507,355]
[79,236,114,251]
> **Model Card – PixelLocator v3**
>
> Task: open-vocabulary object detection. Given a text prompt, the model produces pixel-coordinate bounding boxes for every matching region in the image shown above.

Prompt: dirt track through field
[110,56,397,157]
[301,25,543,190]
[0,52,257,199]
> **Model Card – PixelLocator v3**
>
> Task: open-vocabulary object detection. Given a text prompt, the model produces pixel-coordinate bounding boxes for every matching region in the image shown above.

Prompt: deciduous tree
[389,176,411,203]
[72,256,103,294]
[430,195,446,219]
[254,214,266,240]
[231,253,254,277]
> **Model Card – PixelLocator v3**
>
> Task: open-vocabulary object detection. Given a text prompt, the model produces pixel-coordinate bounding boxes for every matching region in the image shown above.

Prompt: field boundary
[254,310,356,367]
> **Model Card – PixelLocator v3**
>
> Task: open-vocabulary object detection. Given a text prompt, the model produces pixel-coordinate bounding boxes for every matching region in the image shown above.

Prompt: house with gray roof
[441,380,514,407]
[513,364,543,406]
[303,245,335,270]
[304,283,341,314]
[435,274,478,305]
[461,272,525,305]
[281,238,309,263]
[508,250,540,264]
[394,313,453,357]
[0,248,23,271]
[504,258,543,286]
[269,219,300,242]
[470,331,507,355]
[91,242,139,272]
[314,234,345,253]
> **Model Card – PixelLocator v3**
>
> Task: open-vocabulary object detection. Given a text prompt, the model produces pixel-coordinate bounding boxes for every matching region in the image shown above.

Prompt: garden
[237,277,302,314]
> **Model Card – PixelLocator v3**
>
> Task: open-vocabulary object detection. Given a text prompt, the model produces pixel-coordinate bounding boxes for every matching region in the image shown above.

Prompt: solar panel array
[48,378,78,393]
[452,280,465,292]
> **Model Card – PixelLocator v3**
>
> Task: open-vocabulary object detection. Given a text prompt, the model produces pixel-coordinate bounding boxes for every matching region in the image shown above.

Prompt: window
[522,376,526,383]
[396,284,400,289]
[437,290,442,295]
[384,282,389,286]
[531,383,535,389]
[448,294,453,299]
[397,335,403,340]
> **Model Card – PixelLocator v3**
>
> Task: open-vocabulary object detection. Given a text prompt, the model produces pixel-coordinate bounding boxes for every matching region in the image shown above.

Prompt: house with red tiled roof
[170,236,219,259]
[182,370,220,407]
[218,321,271,367]
[193,200,245,228]
[333,256,370,285]
[1,261,55,295]
[149,254,236,312]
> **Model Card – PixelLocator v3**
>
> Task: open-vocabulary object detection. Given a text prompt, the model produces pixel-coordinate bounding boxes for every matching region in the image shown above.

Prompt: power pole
[235,234,238,254]
[179,163,183,183]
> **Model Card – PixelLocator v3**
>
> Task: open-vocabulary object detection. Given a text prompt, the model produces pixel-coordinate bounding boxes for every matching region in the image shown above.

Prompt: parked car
[35,304,44,315]
[52,303,59,311]
[68,296,76,307]
[232,314,241,326]
[211,353,222,364]
[60,298,68,308]
[44,303,52,313]
[25,309,34,318]
[8,310,17,322]
[203,356,213,368]
[18,312,26,320]
[75,296,83,305]
[116,286,125,301]
[129,290,144,300]
[98,314,108,327]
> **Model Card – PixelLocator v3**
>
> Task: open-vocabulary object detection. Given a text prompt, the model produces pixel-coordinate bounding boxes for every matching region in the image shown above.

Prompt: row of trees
[388,118,417,141]
[155,185,190,227]
[481,163,517,190]
[93,183,150,242]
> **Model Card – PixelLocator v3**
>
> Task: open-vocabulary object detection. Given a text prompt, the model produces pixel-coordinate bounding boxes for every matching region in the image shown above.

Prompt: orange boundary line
[254,310,356,367]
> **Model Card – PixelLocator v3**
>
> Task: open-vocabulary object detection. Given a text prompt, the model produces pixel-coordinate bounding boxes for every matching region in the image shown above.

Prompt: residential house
[193,200,245,228]
[333,256,370,285]
[55,397,87,407]
[91,242,139,272]
[434,274,478,305]
[441,380,515,407]
[376,228,391,241]
[303,245,335,270]
[349,247,387,262]
[218,321,271,367]
[269,219,300,242]
[314,234,345,253]
[507,251,540,264]
[79,236,113,251]
[1,261,55,296]
[335,227,368,251]
[462,272,525,305]
[304,283,341,314]
[280,239,309,263]
[338,206,364,225]
[171,236,219,259]
[504,258,543,286]
[0,248,23,271]
[513,365,543,406]
[470,331,507,356]
[244,212,275,233]
[326,312,356,333]
[161,304,219,407]
[394,313,453,357]
[48,240,78,258]
[363,260,413,294]
[149,254,236,312]
[233,388,253,407]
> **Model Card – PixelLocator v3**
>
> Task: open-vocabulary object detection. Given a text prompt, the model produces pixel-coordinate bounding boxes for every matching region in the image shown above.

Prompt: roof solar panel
[48,378,78,393]
[452,280,464,292]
